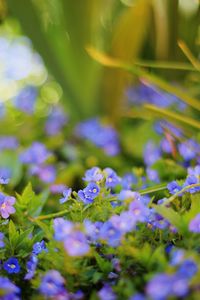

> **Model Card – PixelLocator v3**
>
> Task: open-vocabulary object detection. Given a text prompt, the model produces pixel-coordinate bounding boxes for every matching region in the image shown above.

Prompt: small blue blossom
[167,181,182,195]
[0,167,11,185]
[118,190,140,201]
[177,260,198,279]
[32,240,47,255]
[30,164,56,183]
[121,173,137,189]
[146,273,173,300]
[0,194,16,219]
[178,139,200,161]
[78,190,94,204]
[0,276,20,299]
[189,213,200,233]
[20,142,51,165]
[59,187,72,204]
[3,257,21,274]
[24,254,38,280]
[83,167,103,182]
[39,270,66,297]
[146,168,160,183]
[129,199,149,222]
[98,284,116,300]
[99,221,122,247]
[170,249,185,266]
[14,85,37,114]
[104,168,121,188]
[83,182,100,198]
[0,136,18,150]
[143,141,161,166]
[183,175,200,193]
[54,218,73,241]
[0,232,5,248]
[45,106,68,135]
[64,231,90,256]
[110,211,136,233]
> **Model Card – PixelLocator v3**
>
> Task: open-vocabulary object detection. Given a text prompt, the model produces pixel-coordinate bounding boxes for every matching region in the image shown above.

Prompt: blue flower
[59,187,72,204]
[143,141,161,166]
[146,273,173,300]
[39,270,65,297]
[20,142,51,165]
[64,231,90,256]
[83,167,103,182]
[189,213,200,233]
[98,285,116,300]
[45,106,68,136]
[178,139,200,161]
[24,254,38,280]
[0,136,18,150]
[146,168,160,183]
[54,218,73,241]
[14,85,37,114]
[0,167,11,185]
[0,232,5,248]
[177,260,198,279]
[99,221,122,247]
[78,190,94,204]
[183,175,200,193]
[83,182,100,198]
[104,168,121,188]
[3,257,21,274]
[167,181,182,195]
[110,211,136,233]
[32,240,47,255]
[129,199,149,222]
[0,276,20,298]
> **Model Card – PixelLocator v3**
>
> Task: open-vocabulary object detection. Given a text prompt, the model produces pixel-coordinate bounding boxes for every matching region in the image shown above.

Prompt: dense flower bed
[1,35,200,300]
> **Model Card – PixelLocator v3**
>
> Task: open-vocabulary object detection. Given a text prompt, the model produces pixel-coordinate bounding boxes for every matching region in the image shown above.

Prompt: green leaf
[94,252,112,273]
[0,151,22,186]
[17,182,35,209]
[29,189,49,217]
[9,220,19,249]
[153,204,187,234]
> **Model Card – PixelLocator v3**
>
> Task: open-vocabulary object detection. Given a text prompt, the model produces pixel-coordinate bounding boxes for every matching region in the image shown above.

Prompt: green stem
[33,209,69,221]
[164,183,200,205]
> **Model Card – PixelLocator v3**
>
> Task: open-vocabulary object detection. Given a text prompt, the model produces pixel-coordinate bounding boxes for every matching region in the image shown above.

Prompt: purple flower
[129,294,146,300]
[99,221,122,247]
[20,142,51,165]
[129,199,149,222]
[146,273,173,300]
[0,194,16,219]
[0,276,20,298]
[104,168,121,188]
[189,213,200,233]
[121,173,137,189]
[39,270,65,297]
[50,184,66,194]
[0,167,11,185]
[3,257,20,274]
[0,232,5,248]
[143,141,161,166]
[183,175,200,193]
[59,188,72,204]
[45,106,68,135]
[83,182,100,199]
[98,285,116,300]
[30,164,56,183]
[84,220,103,242]
[177,260,198,279]
[76,118,120,156]
[170,249,185,266]
[118,190,140,201]
[171,274,189,297]
[33,240,47,255]
[24,254,38,280]
[146,168,160,183]
[64,231,90,256]
[83,167,103,182]
[0,136,18,150]
[110,211,136,233]
[14,85,37,114]
[54,218,73,241]
[167,181,182,195]
[78,190,94,205]
[188,165,200,177]
[178,139,200,161]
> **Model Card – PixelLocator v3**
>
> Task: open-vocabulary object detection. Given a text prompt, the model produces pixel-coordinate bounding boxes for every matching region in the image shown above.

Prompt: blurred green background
[1,0,199,124]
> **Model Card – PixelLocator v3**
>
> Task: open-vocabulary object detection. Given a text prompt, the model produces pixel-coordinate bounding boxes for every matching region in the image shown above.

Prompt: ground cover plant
[0,1,200,299]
